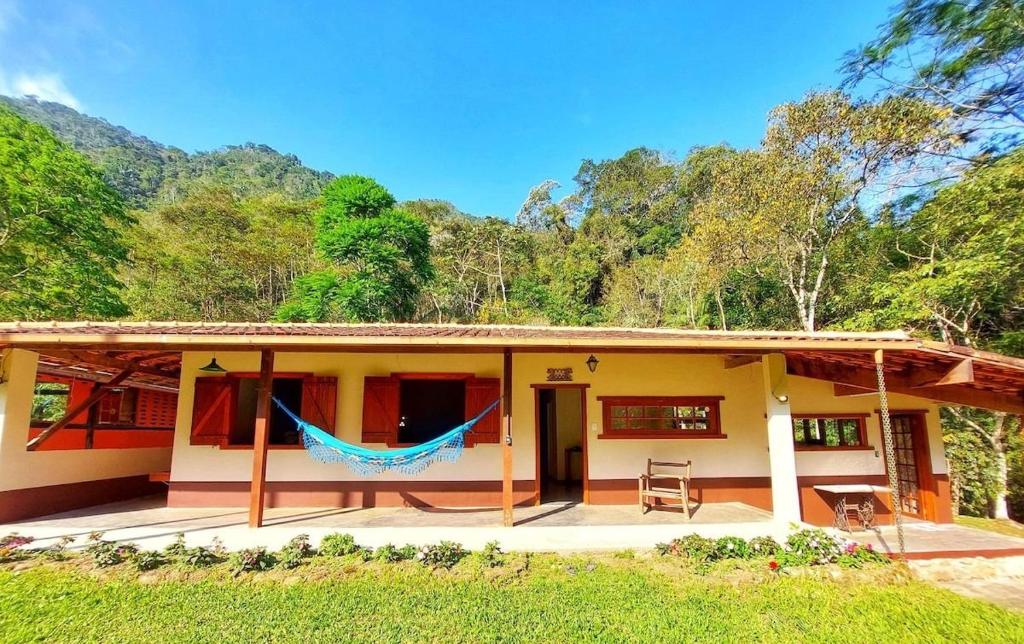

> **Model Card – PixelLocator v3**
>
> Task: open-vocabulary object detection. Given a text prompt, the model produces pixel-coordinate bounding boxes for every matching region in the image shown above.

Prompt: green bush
[229,547,276,574]
[39,535,74,561]
[480,541,505,567]
[747,536,781,557]
[131,550,166,572]
[85,533,138,568]
[183,546,220,568]
[712,536,749,560]
[164,533,188,559]
[374,543,415,563]
[783,528,841,566]
[418,541,467,569]
[319,533,360,557]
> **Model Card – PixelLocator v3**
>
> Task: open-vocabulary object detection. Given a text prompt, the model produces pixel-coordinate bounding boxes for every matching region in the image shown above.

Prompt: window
[96,388,138,426]
[190,373,337,448]
[792,415,868,449]
[361,374,500,447]
[31,381,70,423]
[399,379,466,444]
[598,396,724,439]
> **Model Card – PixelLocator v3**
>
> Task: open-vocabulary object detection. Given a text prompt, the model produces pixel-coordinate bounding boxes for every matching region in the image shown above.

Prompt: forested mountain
[0,95,333,206]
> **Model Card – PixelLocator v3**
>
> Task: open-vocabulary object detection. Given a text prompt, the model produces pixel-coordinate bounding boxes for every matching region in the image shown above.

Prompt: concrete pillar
[762,353,801,524]
[0,349,40,490]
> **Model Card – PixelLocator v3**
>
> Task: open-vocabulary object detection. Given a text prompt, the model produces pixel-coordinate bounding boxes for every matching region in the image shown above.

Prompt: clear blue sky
[0,0,894,217]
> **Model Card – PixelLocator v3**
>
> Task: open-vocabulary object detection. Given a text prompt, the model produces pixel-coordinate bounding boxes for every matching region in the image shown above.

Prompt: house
[1,321,1023,531]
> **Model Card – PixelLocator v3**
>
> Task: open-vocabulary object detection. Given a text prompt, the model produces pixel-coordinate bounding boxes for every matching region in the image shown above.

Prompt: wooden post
[502,348,514,527]
[26,364,136,451]
[84,401,97,450]
[248,349,275,528]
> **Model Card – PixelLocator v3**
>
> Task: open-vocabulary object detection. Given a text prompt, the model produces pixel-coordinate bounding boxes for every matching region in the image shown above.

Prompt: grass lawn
[2,556,1023,643]
[955,515,1024,539]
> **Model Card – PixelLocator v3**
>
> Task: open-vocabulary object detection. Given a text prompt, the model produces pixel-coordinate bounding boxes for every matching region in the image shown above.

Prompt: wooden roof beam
[788,357,1024,415]
[909,358,975,388]
[38,349,179,378]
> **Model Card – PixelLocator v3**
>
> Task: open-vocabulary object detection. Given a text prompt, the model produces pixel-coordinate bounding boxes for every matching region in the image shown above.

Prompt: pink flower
[845,542,858,554]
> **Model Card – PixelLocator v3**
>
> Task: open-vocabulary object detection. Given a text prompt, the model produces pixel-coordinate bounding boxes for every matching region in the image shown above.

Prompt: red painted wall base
[0,475,166,523]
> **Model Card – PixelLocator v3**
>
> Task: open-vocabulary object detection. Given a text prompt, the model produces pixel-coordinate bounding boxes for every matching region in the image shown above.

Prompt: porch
[2,495,782,552]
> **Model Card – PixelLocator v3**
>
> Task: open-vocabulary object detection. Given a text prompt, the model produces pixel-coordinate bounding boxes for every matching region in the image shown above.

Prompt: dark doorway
[399,379,466,444]
[536,387,585,503]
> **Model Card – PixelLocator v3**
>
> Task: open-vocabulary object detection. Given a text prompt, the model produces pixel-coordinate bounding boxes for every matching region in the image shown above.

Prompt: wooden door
[890,414,932,518]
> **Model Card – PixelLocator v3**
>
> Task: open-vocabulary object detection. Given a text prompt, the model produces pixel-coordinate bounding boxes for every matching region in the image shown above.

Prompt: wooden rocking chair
[639,459,692,518]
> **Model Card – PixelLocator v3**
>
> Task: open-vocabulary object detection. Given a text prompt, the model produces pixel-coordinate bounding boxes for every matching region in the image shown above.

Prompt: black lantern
[585,354,599,373]
[199,356,227,373]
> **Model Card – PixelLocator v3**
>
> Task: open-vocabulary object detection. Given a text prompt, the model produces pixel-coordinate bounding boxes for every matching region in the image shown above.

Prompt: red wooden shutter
[301,376,338,433]
[464,377,500,446]
[137,390,178,428]
[190,377,235,445]
[361,376,398,444]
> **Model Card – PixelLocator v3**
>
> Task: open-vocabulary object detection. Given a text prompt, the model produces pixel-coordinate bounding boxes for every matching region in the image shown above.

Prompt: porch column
[762,353,801,524]
[501,349,513,527]
[248,349,275,528]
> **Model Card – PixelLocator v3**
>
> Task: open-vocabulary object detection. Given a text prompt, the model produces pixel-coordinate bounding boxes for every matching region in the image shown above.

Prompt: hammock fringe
[271,396,500,476]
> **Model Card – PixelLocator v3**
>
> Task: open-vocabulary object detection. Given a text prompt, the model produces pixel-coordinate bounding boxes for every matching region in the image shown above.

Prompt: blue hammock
[271,396,500,476]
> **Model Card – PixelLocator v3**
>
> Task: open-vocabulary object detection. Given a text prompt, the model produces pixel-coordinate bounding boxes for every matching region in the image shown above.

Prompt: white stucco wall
[0,349,172,492]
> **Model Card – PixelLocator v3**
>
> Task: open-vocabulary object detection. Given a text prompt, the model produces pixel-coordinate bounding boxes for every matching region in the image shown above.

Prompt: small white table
[813,484,891,532]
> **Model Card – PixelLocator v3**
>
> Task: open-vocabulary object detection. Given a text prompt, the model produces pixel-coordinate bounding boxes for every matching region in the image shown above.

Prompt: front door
[890,414,925,517]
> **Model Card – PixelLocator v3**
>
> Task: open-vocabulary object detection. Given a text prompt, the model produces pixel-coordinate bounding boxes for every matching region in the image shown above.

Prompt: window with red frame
[598,396,724,438]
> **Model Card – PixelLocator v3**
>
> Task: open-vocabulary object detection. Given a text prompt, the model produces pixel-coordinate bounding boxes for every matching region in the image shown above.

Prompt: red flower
[768,560,779,571]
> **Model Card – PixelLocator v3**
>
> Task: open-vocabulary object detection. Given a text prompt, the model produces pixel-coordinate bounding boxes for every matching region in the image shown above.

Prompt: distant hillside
[0,95,333,206]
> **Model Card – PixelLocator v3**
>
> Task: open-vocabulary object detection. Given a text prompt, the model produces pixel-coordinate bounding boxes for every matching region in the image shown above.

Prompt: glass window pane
[627,406,643,418]
[695,406,709,418]
[644,406,659,418]
[611,406,627,418]
[693,420,709,431]
[611,418,626,430]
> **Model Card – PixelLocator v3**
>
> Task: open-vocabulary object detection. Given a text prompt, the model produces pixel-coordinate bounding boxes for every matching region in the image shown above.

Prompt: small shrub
[278,546,305,570]
[480,541,505,567]
[784,528,841,566]
[319,533,360,557]
[183,545,220,568]
[40,535,75,561]
[373,544,398,563]
[398,544,418,560]
[164,533,188,559]
[286,534,315,557]
[230,547,275,574]
[747,536,781,557]
[0,533,35,561]
[85,532,138,568]
[613,549,636,559]
[713,536,749,560]
[209,537,227,558]
[672,534,716,561]
[132,550,166,571]
[418,541,468,569]
[654,542,674,556]
[836,540,888,568]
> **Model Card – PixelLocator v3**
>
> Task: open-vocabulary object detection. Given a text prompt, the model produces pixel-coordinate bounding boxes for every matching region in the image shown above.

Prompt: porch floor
[1,495,781,552]
[851,522,1024,560]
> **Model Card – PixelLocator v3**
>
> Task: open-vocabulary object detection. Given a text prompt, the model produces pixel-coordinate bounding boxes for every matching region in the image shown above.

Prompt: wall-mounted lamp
[774,393,789,403]
[199,356,227,373]
[585,354,600,373]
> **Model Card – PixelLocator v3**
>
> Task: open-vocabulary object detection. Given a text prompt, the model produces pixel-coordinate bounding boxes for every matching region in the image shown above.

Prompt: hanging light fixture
[199,355,227,373]
[585,354,600,373]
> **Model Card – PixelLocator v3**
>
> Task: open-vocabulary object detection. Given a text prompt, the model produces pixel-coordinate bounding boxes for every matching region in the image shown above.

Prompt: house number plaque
[546,367,573,382]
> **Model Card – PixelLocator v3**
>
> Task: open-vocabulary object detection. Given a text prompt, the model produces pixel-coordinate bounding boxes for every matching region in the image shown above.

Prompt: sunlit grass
[955,515,1024,539]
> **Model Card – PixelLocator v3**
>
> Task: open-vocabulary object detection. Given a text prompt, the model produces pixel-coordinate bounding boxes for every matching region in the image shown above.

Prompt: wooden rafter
[909,358,975,388]
[26,363,138,451]
[788,357,1024,415]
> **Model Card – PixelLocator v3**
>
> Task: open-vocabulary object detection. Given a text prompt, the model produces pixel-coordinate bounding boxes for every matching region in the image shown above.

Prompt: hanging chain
[875,358,906,560]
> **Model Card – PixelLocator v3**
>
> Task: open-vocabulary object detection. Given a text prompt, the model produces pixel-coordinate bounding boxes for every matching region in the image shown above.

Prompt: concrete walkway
[0,496,785,552]
[911,556,1024,612]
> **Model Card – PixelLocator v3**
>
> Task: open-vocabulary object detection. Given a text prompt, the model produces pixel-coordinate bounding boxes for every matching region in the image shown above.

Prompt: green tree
[123,189,319,321]
[684,92,952,331]
[845,0,1024,139]
[276,176,432,322]
[0,106,131,319]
